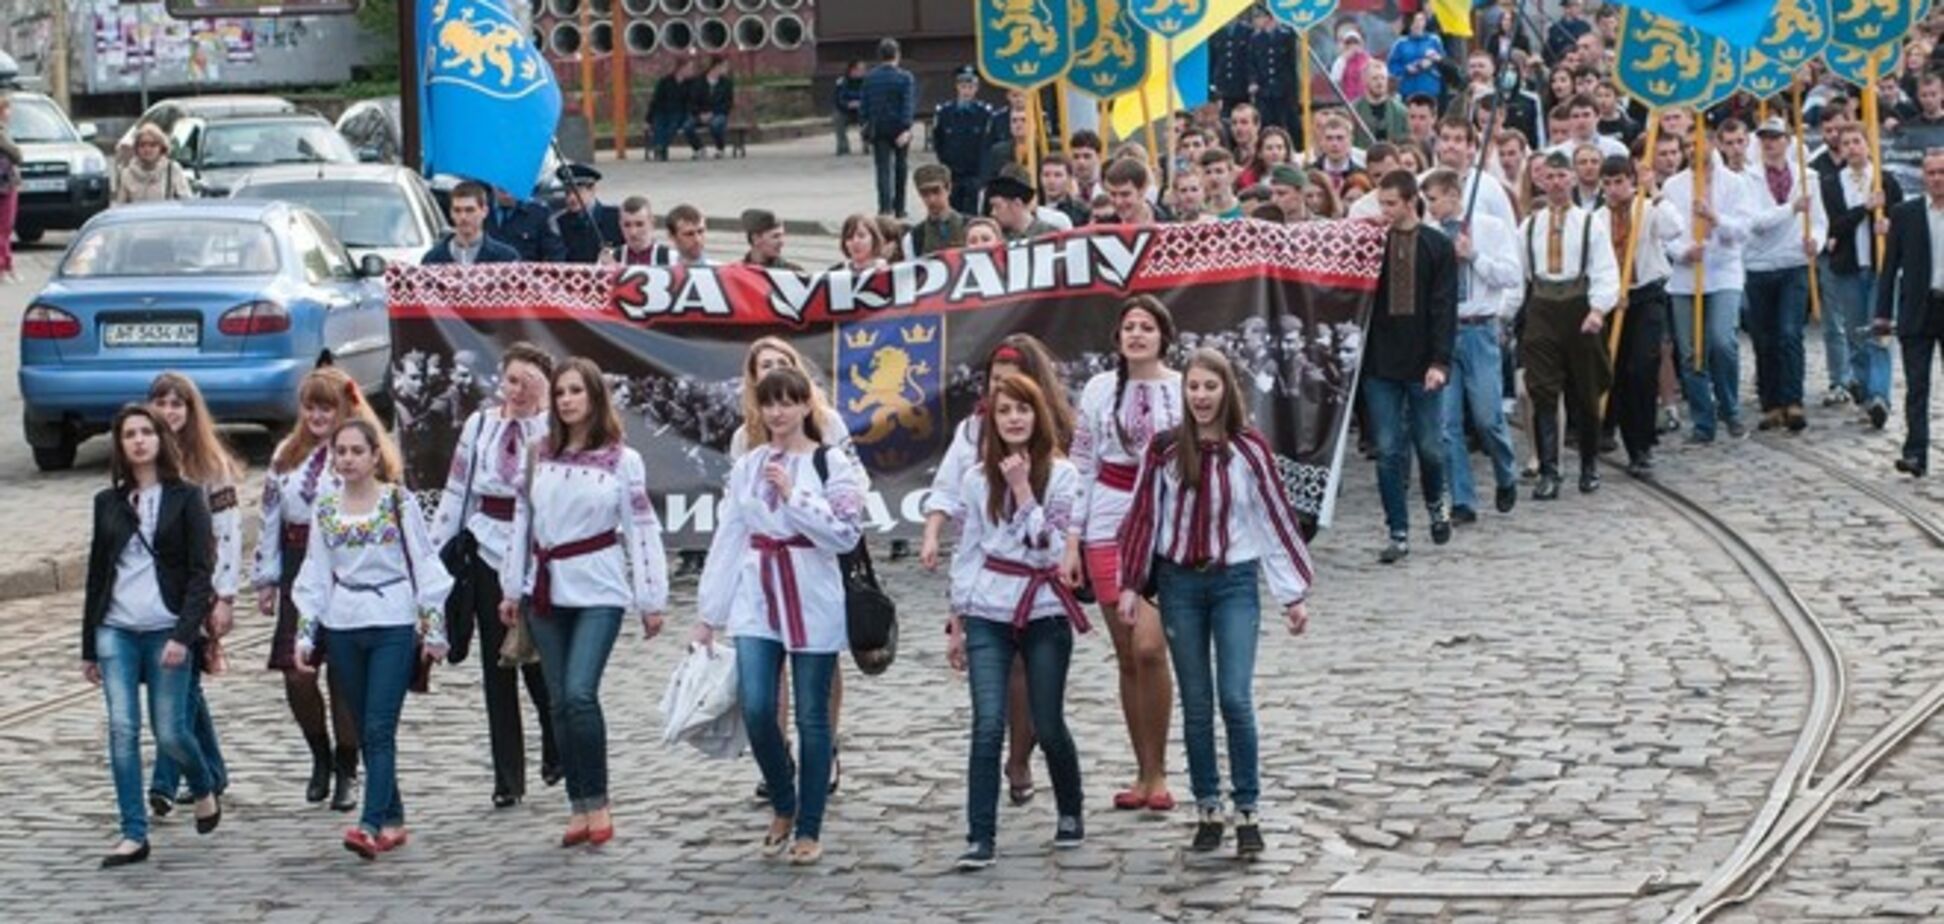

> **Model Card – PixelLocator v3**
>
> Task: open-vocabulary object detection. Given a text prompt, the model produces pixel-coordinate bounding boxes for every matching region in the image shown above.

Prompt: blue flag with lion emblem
[836,318,946,474]
[976,0,1074,90]
[1070,0,1148,99]
[1614,8,1724,108]
[417,0,561,194]
[1613,0,1779,48]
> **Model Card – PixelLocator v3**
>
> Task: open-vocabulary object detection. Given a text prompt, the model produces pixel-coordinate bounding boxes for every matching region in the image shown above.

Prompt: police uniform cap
[562,163,603,187]
[955,65,979,83]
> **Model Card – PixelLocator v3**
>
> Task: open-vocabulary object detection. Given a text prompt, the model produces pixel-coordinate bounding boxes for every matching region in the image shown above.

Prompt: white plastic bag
[659,641,746,759]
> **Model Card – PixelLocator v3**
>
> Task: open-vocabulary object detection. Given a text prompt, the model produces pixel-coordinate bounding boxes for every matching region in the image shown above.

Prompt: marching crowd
[65,0,1944,885]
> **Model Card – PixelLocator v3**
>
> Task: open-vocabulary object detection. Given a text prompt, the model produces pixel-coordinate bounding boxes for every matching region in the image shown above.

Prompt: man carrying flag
[417,0,561,219]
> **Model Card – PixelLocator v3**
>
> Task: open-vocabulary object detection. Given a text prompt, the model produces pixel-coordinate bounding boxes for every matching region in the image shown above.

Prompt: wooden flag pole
[1794,84,1821,323]
[1692,118,1707,372]
[1140,84,1162,178]
[1056,80,1071,154]
[610,0,628,159]
[1602,114,1659,420]
[1026,92,1042,180]
[1299,31,1314,152]
[1164,35,1178,183]
[1864,49,1887,265]
[579,0,595,126]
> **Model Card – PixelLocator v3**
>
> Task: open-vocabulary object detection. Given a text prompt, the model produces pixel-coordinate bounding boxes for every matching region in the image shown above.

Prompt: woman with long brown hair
[1063,294,1183,812]
[253,366,388,811]
[922,333,1075,805]
[941,373,1089,869]
[1119,349,1313,857]
[500,357,668,848]
[144,373,241,815]
[83,405,221,867]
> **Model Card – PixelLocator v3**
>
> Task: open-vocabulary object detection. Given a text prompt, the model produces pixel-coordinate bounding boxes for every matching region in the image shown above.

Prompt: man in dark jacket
[1873,148,1944,476]
[1364,169,1458,563]
[1821,125,1903,425]
[646,60,693,161]
[1247,6,1299,136]
[832,59,866,156]
[860,38,917,217]
[1209,15,1255,116]
[684,57,735,159]
[933,66,995,215]
[553,164,622,264]
[425,182,521,265]
[486,185,566,262]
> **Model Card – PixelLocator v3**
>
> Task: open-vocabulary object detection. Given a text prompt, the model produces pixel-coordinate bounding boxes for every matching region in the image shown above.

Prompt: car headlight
[73,151,107,175]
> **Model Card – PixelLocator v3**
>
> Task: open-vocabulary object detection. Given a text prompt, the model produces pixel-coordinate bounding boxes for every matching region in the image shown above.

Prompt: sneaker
[1450,505,1478,525]
[1685,431,1715,446]
[1190,807,1225,852]
[1579,466,1601,494]
[1235,811,1266,858]
[955,840,996,870]
[1658,407,1682,434]
[1533,472,1561,501]
[1494,485,1518,514]
[1725,418,1748,439]
[1054,815,1085,849]
[1429,507,1453,545]
[1868,399,1889,430]
[1821,386,1850,407]
[1378,538,1409,564]
[1848,381,1866,405]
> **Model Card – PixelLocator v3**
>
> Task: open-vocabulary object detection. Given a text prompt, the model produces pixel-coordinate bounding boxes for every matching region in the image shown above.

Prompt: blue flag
[1619,0,1776,49]
[417,0,560,194]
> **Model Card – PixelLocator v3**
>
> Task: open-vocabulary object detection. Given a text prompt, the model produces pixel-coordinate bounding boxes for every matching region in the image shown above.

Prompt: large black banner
[388,221,1385,547]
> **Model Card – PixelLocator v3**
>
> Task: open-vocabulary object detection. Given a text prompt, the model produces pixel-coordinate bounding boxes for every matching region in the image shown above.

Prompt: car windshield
[233,180,423,249]
[6,97,77,144]
[60,220,280,278]
[201,121,355,168]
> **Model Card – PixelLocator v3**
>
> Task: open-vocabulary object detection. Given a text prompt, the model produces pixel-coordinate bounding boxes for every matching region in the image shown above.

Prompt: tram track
[0,624,279,733]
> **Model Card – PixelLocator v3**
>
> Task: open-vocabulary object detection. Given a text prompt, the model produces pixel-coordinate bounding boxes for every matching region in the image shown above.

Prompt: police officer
[1209,12,1255,116]
[553,163,622,264]
[486,185,567,262]
[1248,6,1300,142]
[934,66,996,217]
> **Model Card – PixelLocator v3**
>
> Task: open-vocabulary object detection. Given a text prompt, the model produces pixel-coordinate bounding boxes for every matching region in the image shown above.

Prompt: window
[230,180,426,249]
[303,213,357,279]
[60,220,281,278]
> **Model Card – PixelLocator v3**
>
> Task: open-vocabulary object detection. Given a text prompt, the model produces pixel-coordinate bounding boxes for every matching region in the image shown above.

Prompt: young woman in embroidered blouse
[427,342,561,808]
[941,373,1089,870]
[83,405,222,868]
[144,373,242,815]
[1117,349,1313,858]
[727,337,856,797]
[255,366,384,811]
[694,366,867,866]
[292,419,451,860]
[1061,294,1184,812]
[499,357,668,848]
[922,333,1075,806]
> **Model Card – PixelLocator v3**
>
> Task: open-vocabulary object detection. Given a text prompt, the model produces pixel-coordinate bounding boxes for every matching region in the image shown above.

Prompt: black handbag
[813,448,898,675]
[437,414,485,665]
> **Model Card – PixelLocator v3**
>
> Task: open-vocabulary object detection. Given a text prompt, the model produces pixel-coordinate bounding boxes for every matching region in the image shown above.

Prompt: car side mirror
[356,146,383,163]
[76,121,99,141]
[359,253,388,278]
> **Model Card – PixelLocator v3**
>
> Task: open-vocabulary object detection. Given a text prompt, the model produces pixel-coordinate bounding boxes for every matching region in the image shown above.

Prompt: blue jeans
[872,136,910,217]
[1442,322,1518,509]
[736,638,837,841]
[833,109,860,154]
[149,657,227,799]
[963,617,1082,845]
[1743,267,1810,411]
[648,113,684,155]
[1155,560,1262,813]
[97,626,213,843]
[528,606,622,814]
[1670,289,1745,437]
[327,624,417,833]
[1818,255,1852,391]
[1827,270,1893,404]
[1363,376,1447,539]
[684,113,728,152]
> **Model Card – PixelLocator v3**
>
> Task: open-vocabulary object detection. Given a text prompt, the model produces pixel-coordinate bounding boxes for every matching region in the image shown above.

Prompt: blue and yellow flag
[1110,0,1253,137]
[1619,0,1777,49]
[1695,35,1744,107]
[835,318,945,474]
[1070,0,1149,100]
[1826,40,1904,87]
[1757,0,1833,67]
[1614,8,1723,108]
[1267,0,1338,32]
[975,0,1075,90]
[1738,48,1793,100]
[1829,0,1927,53]
[1429,0,1475,38]
[417,0,560,194]
[1126,0,1212,38]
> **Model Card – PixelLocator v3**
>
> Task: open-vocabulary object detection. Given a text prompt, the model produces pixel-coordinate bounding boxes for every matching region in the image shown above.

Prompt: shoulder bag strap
[1577,209,1595,282]
[391,487,418,597]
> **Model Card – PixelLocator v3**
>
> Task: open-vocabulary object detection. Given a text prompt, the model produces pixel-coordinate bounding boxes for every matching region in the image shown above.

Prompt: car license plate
[18,177,67,194]
[104,321,199,348]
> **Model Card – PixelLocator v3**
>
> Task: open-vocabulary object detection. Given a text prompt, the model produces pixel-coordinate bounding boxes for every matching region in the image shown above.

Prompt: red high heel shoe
[376,828,410,852]
[342,827,379,860]
[588,823,614,847]
[561,825,591,848]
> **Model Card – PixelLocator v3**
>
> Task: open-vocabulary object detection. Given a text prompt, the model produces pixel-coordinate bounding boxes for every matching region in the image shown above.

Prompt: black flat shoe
[195,795,222,835]
[331,769,358,813]
[306,755,331,805]
[1494,485,1517,513]
[1895,457,1927,478]
[100,842,149,869]
[1579,469,1601,494]
[492,791,521,809]
[147,792,173,818]
[541,763,564,787]
[1533,474,1561,501]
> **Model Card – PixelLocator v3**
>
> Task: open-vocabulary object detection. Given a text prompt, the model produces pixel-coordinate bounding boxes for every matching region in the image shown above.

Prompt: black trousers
[1901,332,1944,464]
[470,553,559,798]
[1612,282,1669,461]
[1521,292,1612,473]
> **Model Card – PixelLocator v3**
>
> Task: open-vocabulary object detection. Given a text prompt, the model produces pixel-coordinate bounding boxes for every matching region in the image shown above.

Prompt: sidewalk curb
[0,553,87,602]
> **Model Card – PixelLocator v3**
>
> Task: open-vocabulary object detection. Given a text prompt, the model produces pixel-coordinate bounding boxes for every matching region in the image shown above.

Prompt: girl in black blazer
[82,405,221,868]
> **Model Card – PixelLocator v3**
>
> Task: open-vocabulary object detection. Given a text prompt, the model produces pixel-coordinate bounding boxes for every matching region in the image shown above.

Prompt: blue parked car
[19,199,390,471]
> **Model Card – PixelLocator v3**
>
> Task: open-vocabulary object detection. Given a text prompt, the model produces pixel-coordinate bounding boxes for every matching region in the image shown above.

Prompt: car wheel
[32,437,77,472]
[14,225,44,245]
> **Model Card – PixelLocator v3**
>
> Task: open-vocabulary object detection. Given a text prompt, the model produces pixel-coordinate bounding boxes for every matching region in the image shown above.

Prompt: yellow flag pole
[1140,85,1162,178]
[1026,92,1042,179]
[1692,118,1707,372]
[1794,85,1821,323]
[1164,35,1178,181]
[1299,31,1314,153]
[1603,114,1659,420]
[1035,90,1052,161]
[1864,50,1887,265]
[1056,80,1071,154]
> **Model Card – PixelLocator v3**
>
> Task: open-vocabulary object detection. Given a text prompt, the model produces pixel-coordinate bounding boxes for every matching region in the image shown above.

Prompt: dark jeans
[1363,375,1447,539]
[149,653,228,799]
[1155,560,1262,813]
[468,555,558,799]
[833,108,861,154]
[98,626,212,844]
[737,638,837,841]
[872,136,910,217]
[1901,333,1944,463]
[684,113,728,152]
[1744,266,1810,411]
[527,606,622,814]
[328,624,417,834]
[647,113,684,156]
[963,617,1082,845]
[1614,283,1670,459]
